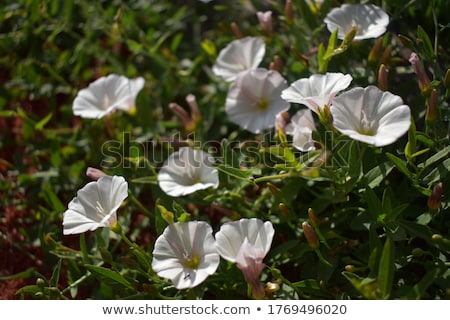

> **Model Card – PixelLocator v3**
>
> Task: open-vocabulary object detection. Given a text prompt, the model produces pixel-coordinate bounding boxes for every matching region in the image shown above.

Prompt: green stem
[79,233,89,264]
[315,248,333,268]
[253,172,293,184]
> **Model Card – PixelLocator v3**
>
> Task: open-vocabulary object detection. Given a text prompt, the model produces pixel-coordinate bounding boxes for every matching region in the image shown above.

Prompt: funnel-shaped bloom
[62,176,128,235]
[215,218,274,298]
[73,74,145,119]
[324,4,389,40]
[212,37,266,82]
[285,109,317,152]
[158,147,219,197]
[152,221,220,290]
[331,86,411,147]
[281,73,352,114]
[225,68,289,134]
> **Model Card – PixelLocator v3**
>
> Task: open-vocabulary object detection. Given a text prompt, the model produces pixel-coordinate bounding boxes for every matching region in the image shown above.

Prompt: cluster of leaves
[1,0,450,299]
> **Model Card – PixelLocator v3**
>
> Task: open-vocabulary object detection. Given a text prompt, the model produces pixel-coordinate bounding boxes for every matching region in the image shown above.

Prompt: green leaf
[84,265,133,289]
[386,152,412,179]
[0,267,35,280]
[406,268,440,299]
[342,272,380,299]
[420,145,450,170]
[216,164,254,182]
[50,259,62,288]
[364,162,394,189]
[417,25,435,60]
[378,236,395,299]
[35,112,53,131]
[131,176,158,184]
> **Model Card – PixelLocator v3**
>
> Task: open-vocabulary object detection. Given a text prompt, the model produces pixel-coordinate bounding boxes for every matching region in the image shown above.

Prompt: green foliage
[1,0,450,300]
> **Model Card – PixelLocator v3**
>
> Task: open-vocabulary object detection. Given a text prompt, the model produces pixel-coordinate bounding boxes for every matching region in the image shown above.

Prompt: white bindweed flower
[215,218,274,299]
[324,4,389,40]
[158,147,219,197]
[330,86,411,147]
[73,74,145,119]
[285,109,317,152]
[62,176,128,235]
[212,37,266,82]
[152,221,220,290]
[225,68,290,134]
[281,72,352,114]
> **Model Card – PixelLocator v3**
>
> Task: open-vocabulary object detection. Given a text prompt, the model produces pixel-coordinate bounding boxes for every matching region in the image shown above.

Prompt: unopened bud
[425,89,438,126]
[36,278,46,289]
[411,247,425,257]
[344,265,355,272]
[185,94,201,124]
[86,167,107,180]
[409,52,431,95]
[157,205,174,225]
[302,221,320,250]
[169,103,195,132]
[275,111,290,132]
[265,281,280,293]
[368,37,384,65]
[269,55,283,73]
[308,208,319,228]
[379,44,392,66]
[257,11,273,33]
[431,234,443,242]
[342,26,357,47]
[285,0,293,24]
[230,22,243,39]
[427,182,443,211]
[444,69,450,91]
[279,202,290,218]
[378,64,389,91]
[267,182,281,196]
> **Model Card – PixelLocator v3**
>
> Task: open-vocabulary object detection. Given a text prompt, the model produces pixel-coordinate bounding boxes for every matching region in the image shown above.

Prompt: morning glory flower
[330,86,411,147]
[225,68,290,134]
[324,4,389,40]
[152,221,220,290]
[157,147,219,197]
[281,72,352,114]
[215,218,275,299]
[285,109,317,152]
[212,37,266,82]
[73,74,145,119]
[62,176,128,235]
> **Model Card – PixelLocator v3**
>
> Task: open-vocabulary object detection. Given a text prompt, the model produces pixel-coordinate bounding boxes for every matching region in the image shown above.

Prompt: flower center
[95,201,105,214]
[183,254,200,270]
[256,97,269,111]
[357,112,377,136]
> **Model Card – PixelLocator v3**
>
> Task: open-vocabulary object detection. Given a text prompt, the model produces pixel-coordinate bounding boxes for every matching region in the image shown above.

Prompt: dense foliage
[1,0,449,299]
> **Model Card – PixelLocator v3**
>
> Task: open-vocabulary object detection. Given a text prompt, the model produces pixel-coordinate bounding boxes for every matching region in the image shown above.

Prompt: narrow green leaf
[131,176,158,184]
[420,145,450,169]
[406,268,440,299]
[378,236,395,299]
[50,259,62,288]
[365,162,394,188]
[85,265,133,289]
[35,112,53,130]
[386,152,412,179]
[216,164,254,182]
[417,25,435,60]
[0,267,35,280]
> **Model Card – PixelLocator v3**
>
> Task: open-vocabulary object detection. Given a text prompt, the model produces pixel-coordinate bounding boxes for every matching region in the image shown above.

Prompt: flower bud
[265,281,280,293]
[230,22,243,39]
[444,68,450,91]
[269,55,283,73]
[302,221,320,250]
[427,182,443,211]
[285,0,293,24]
[169,102,195,132]
[185,94,201,124]
[86,167,107,180]
[308,208,319,228]
[279,202,290,218]
[378,64,389,91]
[425,89,438,126]
[257,11,273,33]
[409,52,431,95]
[368,37,383,65]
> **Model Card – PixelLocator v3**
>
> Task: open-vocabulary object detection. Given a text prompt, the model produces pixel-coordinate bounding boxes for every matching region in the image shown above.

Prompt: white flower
[285,109,317,152]
[73,74,145,119]
[212,37,265,82]
[215,218,274,298]
[324,4,389,40]
[62,176,128,235]
[152,221,220,290]
[157,147,219,197]
[330,86,411,147]
[225,68,290,134]
[281,72,352,114]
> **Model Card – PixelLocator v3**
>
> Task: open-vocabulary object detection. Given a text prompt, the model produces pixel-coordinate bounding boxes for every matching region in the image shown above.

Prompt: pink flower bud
[86,167,107,180]
[257,11,272,33]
